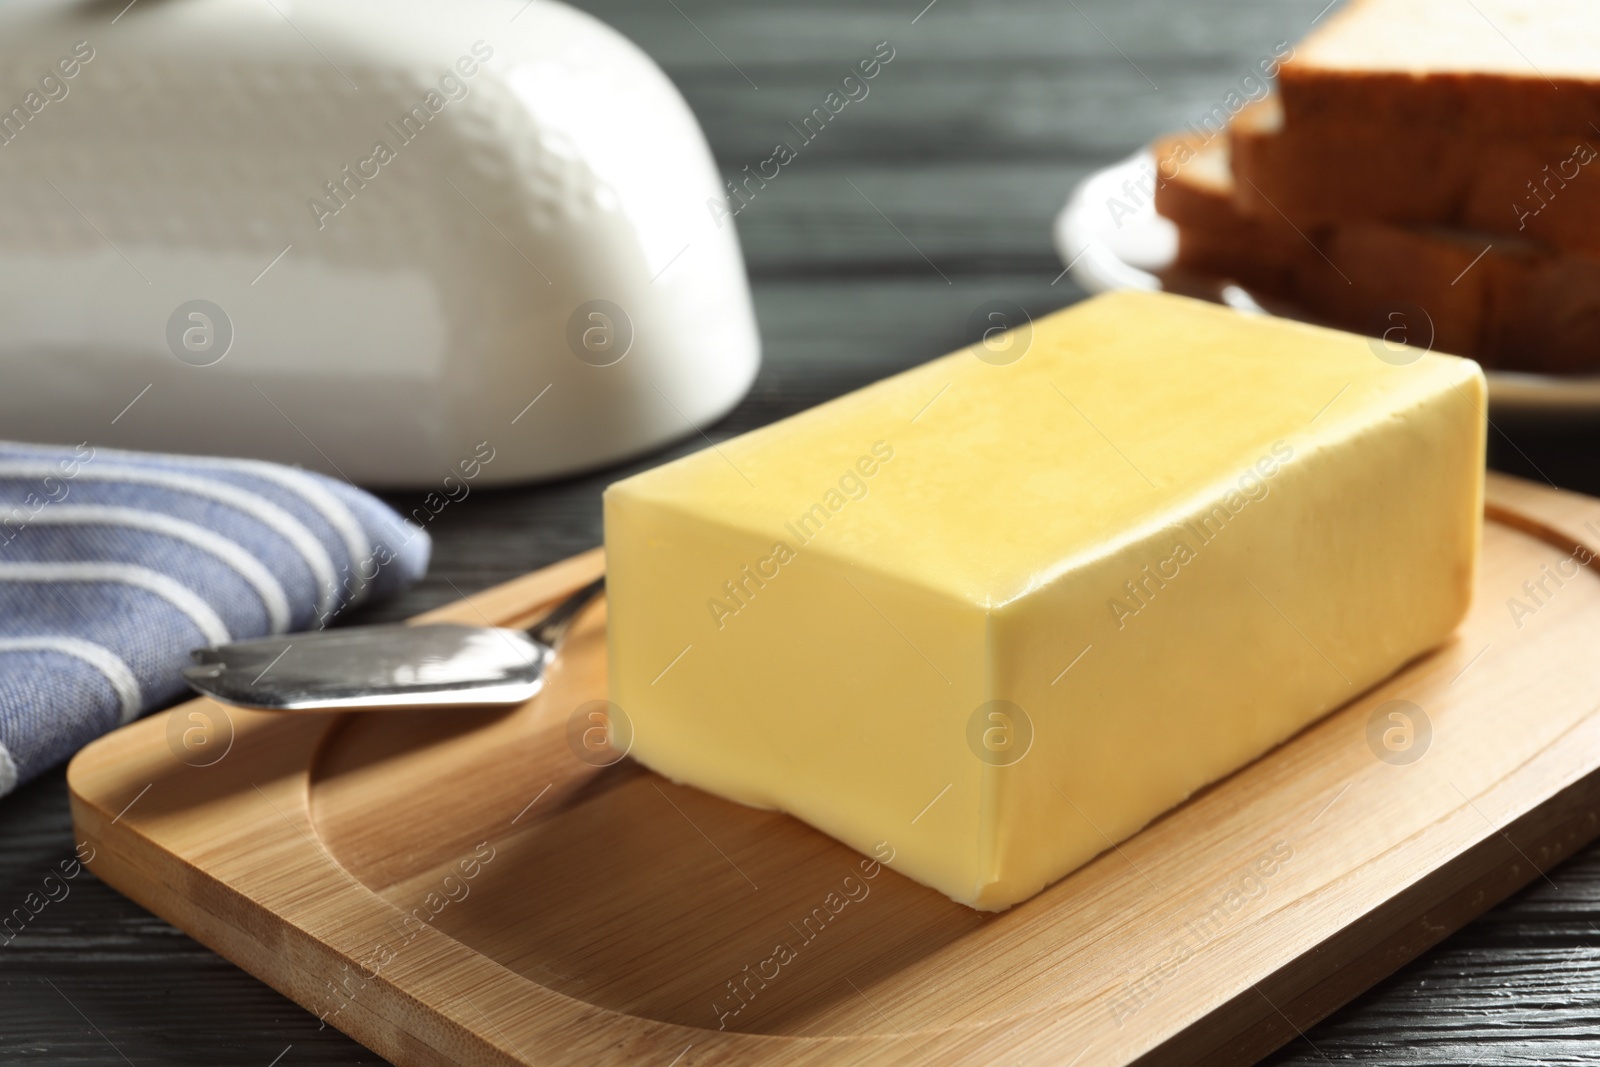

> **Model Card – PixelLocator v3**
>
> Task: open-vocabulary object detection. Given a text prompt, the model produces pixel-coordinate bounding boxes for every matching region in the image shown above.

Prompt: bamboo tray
[69,472,1600,1066]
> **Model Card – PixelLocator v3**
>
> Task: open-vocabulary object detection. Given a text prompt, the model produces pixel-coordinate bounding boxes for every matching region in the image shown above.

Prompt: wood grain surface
[6,0,1600,1064]
[56,476,1600,1066]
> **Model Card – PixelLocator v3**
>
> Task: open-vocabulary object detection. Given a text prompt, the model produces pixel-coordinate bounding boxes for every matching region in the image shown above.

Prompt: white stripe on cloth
[0,740,16,795]
[23,506,293,634]
[204,461,373,608]
[9,443,380,610]
[0,635,143,724]
[0,461,339,619]
[0,562,231,646]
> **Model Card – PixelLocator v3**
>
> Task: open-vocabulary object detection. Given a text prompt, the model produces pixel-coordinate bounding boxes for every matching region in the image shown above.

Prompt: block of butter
[604,291,1485,910]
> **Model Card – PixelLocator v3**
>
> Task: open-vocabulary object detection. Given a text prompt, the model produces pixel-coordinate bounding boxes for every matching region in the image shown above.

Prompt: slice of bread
[1155,131,1486,357]
[1153,131,1600,373]
[1152,131,1306,295]
[1485,244,1600,372]
[1231,96,1600,254]
[1280,0,1600,137]
[1297,224,1491,360]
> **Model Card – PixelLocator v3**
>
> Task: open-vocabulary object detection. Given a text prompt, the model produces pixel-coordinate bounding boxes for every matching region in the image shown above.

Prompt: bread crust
[1281,0,1600,137]
[1230,98,1600,254]
[1152,130,1600,373]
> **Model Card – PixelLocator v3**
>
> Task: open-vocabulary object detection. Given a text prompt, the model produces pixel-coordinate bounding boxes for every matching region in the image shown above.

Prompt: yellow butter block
[604,290,1485,910]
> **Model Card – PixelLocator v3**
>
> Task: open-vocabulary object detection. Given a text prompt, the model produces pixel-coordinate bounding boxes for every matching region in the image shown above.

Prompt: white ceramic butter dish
[0,0,759,485]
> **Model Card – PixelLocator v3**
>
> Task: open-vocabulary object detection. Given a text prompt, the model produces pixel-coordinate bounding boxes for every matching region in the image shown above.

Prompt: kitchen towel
[0,440,430,797]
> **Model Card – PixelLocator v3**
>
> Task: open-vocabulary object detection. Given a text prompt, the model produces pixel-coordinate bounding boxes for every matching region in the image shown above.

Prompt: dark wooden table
[5,0,1600,1062]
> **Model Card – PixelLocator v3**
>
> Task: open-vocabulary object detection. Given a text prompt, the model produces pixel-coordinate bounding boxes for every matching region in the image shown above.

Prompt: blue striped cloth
[0,441,430,797]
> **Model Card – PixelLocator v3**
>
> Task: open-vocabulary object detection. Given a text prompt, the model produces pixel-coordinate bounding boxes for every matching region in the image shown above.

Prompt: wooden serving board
[68,473,1600,1066]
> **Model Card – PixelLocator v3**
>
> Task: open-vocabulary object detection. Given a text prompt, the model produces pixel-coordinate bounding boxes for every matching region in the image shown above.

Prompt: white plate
[1053,152,1600,418]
